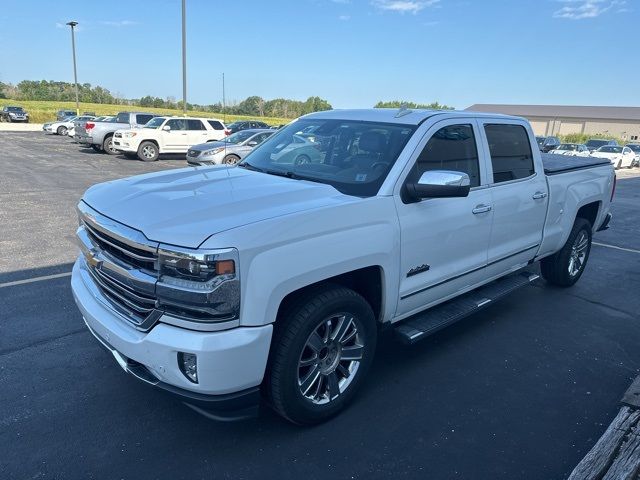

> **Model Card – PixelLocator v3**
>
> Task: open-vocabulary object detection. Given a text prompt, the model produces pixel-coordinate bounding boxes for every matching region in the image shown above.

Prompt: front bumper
[71,258,273,420]
[112,138,138,152]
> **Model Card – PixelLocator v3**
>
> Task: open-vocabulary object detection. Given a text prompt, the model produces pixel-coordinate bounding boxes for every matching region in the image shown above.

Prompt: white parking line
[0,272,72,289]
[593,242,640,255]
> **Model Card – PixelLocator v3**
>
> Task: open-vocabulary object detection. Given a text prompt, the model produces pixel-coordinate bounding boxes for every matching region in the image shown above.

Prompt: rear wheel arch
[575,201,600,230]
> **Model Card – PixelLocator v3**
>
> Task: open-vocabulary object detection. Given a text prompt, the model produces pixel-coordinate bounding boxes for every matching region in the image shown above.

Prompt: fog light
[178,352,198,383]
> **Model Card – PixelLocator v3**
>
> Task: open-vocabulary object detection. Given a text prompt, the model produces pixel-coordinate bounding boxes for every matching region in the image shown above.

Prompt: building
[465,104,640,141]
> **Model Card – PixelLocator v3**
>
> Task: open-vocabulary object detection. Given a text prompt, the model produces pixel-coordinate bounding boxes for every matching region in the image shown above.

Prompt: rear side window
[116,113,130,123]
[412,124,481,187]
[207,120,224,130]
[137,114,154,125]
[484,124,535,183]
[187,119,205,130]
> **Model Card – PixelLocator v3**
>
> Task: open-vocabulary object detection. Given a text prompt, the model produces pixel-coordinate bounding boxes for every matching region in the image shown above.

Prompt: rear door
[394,119,493,318]
[186,119,210,146]
[477,121,548,278]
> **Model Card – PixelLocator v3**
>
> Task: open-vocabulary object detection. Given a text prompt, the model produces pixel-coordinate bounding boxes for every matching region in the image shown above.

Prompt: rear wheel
[541,218,592,287]
[138,141,159,162]
[265,285,377,425]
[57,126,67,136]
[102,135,119,155]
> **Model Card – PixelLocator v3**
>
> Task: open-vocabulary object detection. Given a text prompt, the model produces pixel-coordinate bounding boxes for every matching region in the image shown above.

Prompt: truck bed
[542,153,611,175]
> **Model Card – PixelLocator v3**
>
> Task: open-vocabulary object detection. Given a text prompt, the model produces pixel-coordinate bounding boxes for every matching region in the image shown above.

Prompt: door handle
[472,204,492,214]
[532,191,548,200]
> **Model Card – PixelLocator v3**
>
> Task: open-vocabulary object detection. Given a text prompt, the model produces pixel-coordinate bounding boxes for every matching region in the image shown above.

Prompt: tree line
[0,80,454,117]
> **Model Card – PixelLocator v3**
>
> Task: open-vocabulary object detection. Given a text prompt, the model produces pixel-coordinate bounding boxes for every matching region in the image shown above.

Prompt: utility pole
[181,0,187,116]
[222,72,226,123]
[66,21,80,115]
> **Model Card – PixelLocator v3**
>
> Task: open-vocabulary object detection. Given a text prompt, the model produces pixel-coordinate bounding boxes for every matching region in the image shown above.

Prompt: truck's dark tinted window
[187,119,205,130]
[207,120,224,130]
[137,114,154,125]
[116,113,130,123]
[484,124,535,183]
[413,124,480,187]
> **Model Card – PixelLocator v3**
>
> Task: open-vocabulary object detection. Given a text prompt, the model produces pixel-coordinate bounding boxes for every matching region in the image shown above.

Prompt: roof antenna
[395,103,413,118]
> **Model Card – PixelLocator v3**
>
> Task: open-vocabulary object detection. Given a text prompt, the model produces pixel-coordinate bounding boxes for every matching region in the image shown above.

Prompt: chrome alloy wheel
[568,230,589,277]
[297,314,364,405]
[141,145,156,159]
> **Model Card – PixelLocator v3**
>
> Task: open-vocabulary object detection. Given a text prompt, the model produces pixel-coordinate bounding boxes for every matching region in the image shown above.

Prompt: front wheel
[223,154,240,165]
[265,285,377,425]
[137,141,159,162]
[541,218,592,287]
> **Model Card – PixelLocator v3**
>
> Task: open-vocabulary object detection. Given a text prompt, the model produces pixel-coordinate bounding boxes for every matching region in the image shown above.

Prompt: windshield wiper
[239,163,311,181]
[237,162,265,173]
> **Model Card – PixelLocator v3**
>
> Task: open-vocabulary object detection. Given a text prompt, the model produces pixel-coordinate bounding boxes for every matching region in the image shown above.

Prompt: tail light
[611,174,616,202]
[85,122,95,131]
[224,129,231,136]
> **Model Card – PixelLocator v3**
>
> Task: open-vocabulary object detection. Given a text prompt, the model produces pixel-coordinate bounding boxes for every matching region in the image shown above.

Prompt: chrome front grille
[77,202,161,330]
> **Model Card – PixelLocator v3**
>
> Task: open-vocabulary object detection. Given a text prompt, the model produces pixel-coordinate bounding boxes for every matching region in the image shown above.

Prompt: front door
[395,120,493,319]
[164,118,189,152]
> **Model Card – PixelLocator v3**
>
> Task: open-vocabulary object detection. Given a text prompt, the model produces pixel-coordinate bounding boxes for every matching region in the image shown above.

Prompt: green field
[2,100,290,125]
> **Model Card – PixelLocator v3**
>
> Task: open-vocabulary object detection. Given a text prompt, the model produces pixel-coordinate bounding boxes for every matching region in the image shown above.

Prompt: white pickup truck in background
[71,108,615,424]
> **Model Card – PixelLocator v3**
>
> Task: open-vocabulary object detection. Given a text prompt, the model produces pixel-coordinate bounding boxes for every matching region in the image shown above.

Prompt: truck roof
[303,108,524,125]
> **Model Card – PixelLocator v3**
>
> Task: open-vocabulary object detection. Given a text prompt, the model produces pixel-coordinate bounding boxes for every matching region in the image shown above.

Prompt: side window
[207,120,224,130]
[484,124,535,184]
[412,124,481,187]
[137,114,154,125]
[187,119,205,130]
[166,119,187,130]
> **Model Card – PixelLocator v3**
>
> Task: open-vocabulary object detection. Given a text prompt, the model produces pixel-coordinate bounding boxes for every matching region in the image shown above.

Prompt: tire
[223,154,240,165]
[541,218,592,287]
[294,154,311,166]
[265,284,377,425]
[57,126,68,136]
[124,152,138,160]
[616,160,622,169]
[91,145,102,152]
[137,141,159,162]
[102,135,119,155]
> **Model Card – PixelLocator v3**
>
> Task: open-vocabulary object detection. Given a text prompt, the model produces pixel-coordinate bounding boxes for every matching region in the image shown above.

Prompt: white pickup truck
[71,109,615,424]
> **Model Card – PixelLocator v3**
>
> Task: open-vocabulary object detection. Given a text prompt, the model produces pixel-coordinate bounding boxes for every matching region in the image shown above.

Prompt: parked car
[551,143,590,157]
[535,136,560,153]
[112,116,227,161]
[585,138,618,152]
[1,106,29,122]
[270,134,323,165]
[625,144,640,167]
[591,145,636,169]
[43,115,95,136]
[56,109,76,121]
[225,120,271,135]
[75,111,157,154]
[72,108,615,424]
[187,129,274,166]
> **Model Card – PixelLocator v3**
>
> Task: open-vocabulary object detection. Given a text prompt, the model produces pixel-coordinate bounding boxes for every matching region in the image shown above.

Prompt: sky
[0,0,638,109]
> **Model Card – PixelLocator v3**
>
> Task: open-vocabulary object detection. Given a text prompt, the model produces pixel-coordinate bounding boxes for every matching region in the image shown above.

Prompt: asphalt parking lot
[1,131,640,480]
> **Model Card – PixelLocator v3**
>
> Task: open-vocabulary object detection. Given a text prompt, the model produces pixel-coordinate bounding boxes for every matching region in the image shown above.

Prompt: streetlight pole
[181,0,187,116]
[66,21,80,115]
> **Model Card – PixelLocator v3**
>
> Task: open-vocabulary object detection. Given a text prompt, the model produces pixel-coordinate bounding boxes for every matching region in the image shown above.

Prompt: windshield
[7,106,24,112]
[557,144,578,151]
[240,119,417,197]
[626,144,640,152]
[226,122,242,129]
[224,130,255,144]
[598,146,622,153]
[144,117,166,129]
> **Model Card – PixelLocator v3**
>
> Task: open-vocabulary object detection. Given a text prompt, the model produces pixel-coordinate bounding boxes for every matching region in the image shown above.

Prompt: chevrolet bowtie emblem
[85,253,102,269]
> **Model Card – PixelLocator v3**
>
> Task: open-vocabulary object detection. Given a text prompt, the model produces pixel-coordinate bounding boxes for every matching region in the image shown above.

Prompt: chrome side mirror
[406,170,471,201]
[162,125,171,132]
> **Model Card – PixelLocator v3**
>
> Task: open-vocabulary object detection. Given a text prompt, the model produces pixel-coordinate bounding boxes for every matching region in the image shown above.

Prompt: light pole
[66,21,80,115]
[181,0,187,115]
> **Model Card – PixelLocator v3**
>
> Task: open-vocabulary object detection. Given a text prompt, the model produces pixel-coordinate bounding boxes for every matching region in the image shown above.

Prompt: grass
[1,100,290,125]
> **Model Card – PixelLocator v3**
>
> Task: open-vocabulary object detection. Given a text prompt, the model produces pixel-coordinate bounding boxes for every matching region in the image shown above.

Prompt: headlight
[202,147,224,156]
[123,132,138,138]
[156,246,240,321]
[8,112,15,116]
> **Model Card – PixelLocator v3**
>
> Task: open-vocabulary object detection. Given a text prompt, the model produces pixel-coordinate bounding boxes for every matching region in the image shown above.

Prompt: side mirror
[162,125,171,132]
[406,170,471,201]
[247,141,258,147]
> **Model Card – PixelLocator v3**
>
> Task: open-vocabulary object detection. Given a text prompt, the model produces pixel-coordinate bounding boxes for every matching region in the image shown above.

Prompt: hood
[82,166,353,248]
[189,141,231,152]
